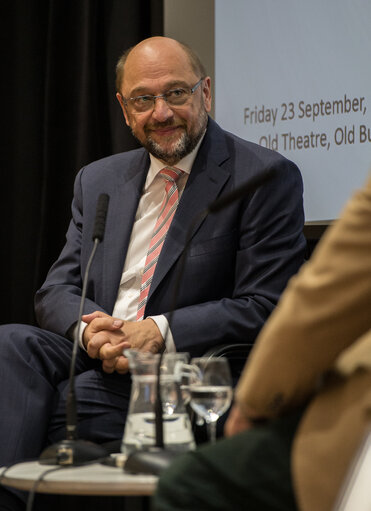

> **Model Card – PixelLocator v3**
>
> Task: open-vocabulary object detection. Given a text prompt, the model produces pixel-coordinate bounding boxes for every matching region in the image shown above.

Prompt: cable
[1,456,108,511]
[26,466,65,511]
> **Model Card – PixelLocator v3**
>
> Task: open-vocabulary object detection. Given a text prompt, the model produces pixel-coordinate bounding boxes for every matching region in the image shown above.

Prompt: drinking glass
[189,357,233,443]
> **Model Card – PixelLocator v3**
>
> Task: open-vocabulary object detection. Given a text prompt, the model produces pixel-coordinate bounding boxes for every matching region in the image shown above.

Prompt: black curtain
[1,0,163,325]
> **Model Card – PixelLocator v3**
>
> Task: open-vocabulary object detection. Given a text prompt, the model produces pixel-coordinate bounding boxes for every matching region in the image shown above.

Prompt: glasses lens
[165,88,190,106]
[132,95,154,112]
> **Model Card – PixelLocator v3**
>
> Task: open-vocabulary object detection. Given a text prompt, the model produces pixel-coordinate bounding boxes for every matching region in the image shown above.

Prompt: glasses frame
[122,78,204,114]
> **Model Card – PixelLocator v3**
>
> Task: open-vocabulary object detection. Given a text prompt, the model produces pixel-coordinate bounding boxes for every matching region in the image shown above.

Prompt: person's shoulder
[82,147,148,173]
[218,129,299,181]
[209,118,296,169]
[228,128,292,165]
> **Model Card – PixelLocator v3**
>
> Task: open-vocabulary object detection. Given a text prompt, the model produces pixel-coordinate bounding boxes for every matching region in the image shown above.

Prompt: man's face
[116,41,212,166]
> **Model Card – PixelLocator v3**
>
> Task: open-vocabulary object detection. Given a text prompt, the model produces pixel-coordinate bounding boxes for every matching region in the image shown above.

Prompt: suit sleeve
[235,174,371,417]
[34,168,108,338]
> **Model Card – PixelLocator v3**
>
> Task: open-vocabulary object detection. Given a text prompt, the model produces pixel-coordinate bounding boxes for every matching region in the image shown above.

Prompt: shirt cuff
[71,320,88,351]
[148,315,176,353]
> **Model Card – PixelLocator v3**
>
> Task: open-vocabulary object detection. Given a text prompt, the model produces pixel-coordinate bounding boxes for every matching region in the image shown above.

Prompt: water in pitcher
[121,352,195,455]
[122,411,195,455]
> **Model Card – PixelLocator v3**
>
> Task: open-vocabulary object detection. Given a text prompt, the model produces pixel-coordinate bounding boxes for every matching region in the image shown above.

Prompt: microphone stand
[40,194,110,465]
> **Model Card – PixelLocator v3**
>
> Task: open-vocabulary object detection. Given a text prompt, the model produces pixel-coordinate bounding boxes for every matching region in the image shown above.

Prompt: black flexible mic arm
[66,193,110,441]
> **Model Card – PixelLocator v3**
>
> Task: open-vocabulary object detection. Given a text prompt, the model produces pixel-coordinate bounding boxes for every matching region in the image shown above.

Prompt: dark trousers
[153,410,303,511]
[0,324,131,468]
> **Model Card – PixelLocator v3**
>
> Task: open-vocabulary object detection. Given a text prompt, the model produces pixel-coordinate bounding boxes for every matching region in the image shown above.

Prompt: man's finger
[82,311,109,323]
[114,357,130,374]
[83,317,124,350]
[98,342,129,360]
[87,317,123,333]
[102,358,118,373]
[86,331,110,358]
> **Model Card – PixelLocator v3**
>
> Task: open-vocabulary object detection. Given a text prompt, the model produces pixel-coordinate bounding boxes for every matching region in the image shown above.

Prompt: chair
[203,342,254,387]
[204,342,254,359]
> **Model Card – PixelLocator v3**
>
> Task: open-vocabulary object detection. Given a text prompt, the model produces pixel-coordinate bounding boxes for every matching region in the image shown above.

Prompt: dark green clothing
[153,410,303,511]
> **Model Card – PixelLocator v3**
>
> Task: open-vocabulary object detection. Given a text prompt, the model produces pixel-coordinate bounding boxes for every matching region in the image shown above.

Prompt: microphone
[40,193,110,465]
[124,170,274,475]
[92,193,110,241]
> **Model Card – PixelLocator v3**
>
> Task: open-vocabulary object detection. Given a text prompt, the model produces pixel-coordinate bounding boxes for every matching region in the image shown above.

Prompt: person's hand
[116,318,164,353]
[107,318,164,372]
[82,311,130,373]
[224,403,255,437]
[82,311,165,374]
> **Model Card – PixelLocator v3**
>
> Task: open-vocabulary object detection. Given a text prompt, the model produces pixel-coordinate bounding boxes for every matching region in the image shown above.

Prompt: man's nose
[151,97,174,122]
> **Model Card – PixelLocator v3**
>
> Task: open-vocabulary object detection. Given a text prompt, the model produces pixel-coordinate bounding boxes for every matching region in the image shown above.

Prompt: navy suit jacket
[35,118,306,357]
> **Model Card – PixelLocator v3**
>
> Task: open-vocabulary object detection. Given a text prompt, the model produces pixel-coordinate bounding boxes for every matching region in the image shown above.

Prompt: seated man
[153,174,371,511]
[0,36,305,509]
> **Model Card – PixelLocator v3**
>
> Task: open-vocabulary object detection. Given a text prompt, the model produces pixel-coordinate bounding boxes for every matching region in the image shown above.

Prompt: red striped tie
[137,167,184,321]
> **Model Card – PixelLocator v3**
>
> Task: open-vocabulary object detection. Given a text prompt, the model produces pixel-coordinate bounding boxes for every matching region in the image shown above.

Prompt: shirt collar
[145,130,206,188]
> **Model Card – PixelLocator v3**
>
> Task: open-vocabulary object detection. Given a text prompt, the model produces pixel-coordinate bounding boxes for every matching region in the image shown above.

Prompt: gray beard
[145,129,200,166]
[134,110,208,166]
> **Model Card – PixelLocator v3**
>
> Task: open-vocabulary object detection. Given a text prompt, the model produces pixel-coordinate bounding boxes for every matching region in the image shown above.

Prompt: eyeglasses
[122,79,204,114]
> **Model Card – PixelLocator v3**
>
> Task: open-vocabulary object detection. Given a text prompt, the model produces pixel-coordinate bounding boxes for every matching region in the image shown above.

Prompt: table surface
[0,459,158,496]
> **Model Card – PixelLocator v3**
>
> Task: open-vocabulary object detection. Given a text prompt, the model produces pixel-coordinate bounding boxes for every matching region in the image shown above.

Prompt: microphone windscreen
[92,193,110,241]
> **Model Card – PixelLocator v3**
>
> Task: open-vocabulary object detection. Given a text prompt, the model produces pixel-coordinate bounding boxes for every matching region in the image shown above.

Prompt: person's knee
[0,323,32,352]
[0,324,65,373]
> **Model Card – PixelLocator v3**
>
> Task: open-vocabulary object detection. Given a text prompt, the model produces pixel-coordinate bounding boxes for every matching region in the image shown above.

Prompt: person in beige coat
[153,173,371,511]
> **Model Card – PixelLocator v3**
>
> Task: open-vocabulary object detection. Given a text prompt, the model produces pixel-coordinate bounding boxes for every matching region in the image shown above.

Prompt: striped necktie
[137,167,184,321]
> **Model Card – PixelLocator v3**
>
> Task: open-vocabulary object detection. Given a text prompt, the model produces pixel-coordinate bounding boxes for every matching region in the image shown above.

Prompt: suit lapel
[147,119,231,302]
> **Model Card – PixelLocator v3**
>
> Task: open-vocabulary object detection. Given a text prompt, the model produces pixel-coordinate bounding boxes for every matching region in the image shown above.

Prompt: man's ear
[202,77,212,113]
[116,93,130,126]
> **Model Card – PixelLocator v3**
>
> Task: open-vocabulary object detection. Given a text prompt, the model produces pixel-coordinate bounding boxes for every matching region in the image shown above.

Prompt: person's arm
[34,167,108,337]
[234,175,371,419]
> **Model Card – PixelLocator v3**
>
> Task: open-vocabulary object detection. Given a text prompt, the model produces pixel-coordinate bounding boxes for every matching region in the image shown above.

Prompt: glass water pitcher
[121,350,195,456]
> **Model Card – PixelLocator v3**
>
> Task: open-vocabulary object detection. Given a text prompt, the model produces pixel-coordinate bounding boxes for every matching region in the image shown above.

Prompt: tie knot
[160,166,184,183]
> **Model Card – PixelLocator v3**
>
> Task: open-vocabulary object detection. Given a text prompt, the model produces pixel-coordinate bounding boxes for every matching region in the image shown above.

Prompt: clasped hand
[82,311,164,374]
